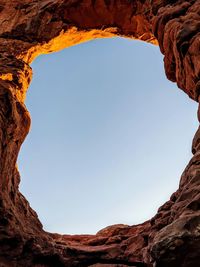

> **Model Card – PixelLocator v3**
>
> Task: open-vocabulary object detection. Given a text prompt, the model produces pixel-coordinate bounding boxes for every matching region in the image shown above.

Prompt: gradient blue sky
[18,37,198,235]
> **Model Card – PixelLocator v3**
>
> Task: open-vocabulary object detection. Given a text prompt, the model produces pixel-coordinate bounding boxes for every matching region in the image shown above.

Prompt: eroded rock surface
[0,1,200,266]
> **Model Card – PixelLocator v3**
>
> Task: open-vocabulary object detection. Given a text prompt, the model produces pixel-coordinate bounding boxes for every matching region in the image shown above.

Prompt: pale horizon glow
[18,38,198,235]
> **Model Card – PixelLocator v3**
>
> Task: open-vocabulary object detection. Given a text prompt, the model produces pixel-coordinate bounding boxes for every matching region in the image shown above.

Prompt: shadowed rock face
[0,0,200,266]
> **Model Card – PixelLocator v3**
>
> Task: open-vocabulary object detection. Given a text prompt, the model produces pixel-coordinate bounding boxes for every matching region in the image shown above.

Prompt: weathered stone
[0,1,200,267]
[197,101,200,122]
[192,126,200,154]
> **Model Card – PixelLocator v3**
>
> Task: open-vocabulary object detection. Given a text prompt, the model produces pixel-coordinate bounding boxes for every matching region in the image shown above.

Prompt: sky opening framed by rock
[0,1,200,266]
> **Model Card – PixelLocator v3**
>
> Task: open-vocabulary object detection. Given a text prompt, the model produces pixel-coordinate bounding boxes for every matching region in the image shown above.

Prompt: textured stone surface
[0,1,200,266]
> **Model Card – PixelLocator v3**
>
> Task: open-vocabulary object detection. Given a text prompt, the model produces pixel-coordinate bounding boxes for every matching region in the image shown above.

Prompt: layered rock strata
[0,0,200,266]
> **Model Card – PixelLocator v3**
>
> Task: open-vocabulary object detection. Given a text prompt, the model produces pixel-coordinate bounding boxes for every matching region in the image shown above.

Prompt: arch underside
[0,1,200,266]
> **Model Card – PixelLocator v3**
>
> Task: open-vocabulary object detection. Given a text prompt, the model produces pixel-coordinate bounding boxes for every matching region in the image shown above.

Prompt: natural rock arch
[0,1,200,266]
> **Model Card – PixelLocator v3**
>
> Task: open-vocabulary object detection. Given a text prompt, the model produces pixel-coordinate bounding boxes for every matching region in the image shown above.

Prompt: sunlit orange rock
[0,1,200,266]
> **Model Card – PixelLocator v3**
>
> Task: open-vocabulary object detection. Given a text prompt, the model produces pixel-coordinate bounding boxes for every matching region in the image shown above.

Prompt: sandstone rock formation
[0,0,200,266]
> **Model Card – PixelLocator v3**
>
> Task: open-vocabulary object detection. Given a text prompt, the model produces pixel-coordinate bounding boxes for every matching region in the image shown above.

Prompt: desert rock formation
[0,1,200,266]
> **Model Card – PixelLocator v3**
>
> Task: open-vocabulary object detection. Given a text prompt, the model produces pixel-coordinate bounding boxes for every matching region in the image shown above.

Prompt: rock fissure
[0,0,200,266]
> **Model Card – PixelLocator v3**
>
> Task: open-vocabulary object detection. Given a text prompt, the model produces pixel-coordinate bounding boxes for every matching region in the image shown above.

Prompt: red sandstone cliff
[0,1,200,266]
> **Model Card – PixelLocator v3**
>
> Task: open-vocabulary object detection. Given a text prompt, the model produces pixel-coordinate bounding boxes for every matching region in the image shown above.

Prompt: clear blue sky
[18,37,198,235]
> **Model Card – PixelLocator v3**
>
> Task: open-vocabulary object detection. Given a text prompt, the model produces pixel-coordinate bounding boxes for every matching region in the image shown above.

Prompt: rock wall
[0,1,200,266]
